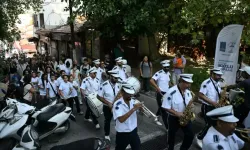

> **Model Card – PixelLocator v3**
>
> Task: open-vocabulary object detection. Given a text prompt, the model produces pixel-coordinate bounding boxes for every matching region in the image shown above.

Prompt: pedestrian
[46,73,58,101]
[112,82,142,150]
[68,75,83,115]
[150,60,172,126]
[31,71,39,103]
[97,70,120,141]
[113,43,124,59]
[23,74,35,105]
[162,74,194,150]
[59,75,73,107]
[38,74,48,101]
[139,56,152,93]
[172,52,186,85]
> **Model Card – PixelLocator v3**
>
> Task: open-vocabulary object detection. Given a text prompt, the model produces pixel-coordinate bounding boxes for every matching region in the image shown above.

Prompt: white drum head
[126,77,141,94]
[86,93,103,117]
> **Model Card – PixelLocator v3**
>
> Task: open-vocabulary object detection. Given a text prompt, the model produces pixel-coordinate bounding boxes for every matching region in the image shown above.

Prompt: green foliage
[0,0,42,41]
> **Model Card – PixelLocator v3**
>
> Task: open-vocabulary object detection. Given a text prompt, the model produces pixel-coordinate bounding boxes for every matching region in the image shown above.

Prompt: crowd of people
[1,51,250,150]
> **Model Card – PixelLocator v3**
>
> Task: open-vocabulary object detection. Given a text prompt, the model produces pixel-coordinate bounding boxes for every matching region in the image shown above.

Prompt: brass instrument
[179,91,196,126]
[235,127,250,141]
[134,99,158,119]
[218,85,230,106]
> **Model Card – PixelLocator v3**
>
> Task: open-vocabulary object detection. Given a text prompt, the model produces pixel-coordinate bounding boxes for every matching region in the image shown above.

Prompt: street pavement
[40,91,205,150]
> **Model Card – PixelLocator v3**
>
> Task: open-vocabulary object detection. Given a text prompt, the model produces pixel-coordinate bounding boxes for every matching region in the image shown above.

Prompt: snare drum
[86,93,103,117]
[126,77,141,94]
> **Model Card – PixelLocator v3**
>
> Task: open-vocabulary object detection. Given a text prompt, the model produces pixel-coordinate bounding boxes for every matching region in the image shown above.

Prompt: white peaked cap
[123,65,131,73]
[180,74,193,83]
[115,57,123,61]
[206,105,239,123]
[211,67,223,75]
[93,59,100,64]
[122,83,136,95]
[162,63,170,67]
[108,70,120,78]
[160,60,171,64]
[121,59,127,65]
[88,67,97,74]
[239,66,250,75]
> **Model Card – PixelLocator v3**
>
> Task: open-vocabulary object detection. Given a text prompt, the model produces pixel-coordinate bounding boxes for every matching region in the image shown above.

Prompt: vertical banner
[214,24,244,86]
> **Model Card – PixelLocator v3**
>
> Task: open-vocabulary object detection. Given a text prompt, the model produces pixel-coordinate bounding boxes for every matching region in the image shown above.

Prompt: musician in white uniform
[112,59,127,82]
[80,67,101,129]
[112,82,142,150]
[203,105,250,150]
[97,70,120,141]
[93,59,106,83]
[114,57,123,68]
[122,59,132,78]
[162,74,194,150]
[196,67,223,146]
[150,60,172,126]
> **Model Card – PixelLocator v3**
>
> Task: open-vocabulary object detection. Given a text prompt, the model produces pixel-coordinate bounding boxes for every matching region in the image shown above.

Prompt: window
[33,15,38,27]
[39,13,45,28]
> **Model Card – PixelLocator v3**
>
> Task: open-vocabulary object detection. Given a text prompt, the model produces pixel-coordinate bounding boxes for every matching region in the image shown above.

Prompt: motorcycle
[1,98,76,149]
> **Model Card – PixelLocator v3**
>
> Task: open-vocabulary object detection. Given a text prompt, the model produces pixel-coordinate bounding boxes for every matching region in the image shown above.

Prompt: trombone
[235,127,250,141]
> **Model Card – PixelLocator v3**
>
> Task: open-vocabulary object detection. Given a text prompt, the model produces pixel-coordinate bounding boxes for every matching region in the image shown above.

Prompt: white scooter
[1,98,76,149]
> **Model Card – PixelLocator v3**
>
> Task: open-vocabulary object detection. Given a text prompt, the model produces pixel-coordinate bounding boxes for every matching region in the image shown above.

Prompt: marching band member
[196,67,223,147]
[150,60,172,126]
[112,82,142,150]
[203,105,250,150]
[114,57,123,68]
[162,74,194,150]
[113,59,127,82]
[122,59,132,78]
[80,67,101,129]
[93,59,106,83]
[97,70,120,141]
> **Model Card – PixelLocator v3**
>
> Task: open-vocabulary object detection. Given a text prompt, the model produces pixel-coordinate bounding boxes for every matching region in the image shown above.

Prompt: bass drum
[86,93,103,118]
[126,77,141,94]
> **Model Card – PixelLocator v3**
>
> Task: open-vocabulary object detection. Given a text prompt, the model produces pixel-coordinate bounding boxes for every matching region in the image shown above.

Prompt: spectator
[139,56,153,93]
[113,43,124,59]
[172,52,186,85]
[23,75,35,105]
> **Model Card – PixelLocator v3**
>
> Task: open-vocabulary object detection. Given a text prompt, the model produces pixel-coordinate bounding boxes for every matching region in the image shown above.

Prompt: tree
[0,0,42,41]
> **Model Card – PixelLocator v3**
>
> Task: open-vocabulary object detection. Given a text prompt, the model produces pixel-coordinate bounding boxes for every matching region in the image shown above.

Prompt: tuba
[179,91,196,126]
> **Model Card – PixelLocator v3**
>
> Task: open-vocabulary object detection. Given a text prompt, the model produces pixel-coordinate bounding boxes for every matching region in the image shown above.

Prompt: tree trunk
[69,0,76,60]
[148,35,160,60]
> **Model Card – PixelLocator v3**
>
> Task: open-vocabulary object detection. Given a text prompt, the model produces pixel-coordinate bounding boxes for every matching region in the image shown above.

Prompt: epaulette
[231,136,236,143]
[217,145,223,150]
[206,80,211,84]
[102,81,108,86]
[113,66,118,70]
[116,101,122,106]
[96,78,99,80]
[170,90,176,96]
[213,135,219,143]
[158,70,163,73]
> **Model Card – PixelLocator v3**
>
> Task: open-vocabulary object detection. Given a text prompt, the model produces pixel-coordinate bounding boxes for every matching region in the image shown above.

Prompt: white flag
[214,24,244,85]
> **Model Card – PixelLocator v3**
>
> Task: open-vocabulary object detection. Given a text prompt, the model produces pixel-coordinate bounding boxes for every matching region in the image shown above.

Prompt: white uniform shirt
[98,81,121,105]
[199,78,221,105]
[70,81,78,97]
[152,69,171,93]
[56,76,63,87]
[47,80,58,98]
[203,127,244,150]
[96,67,105,82]
[31,77,39,91]
[113,66,127,82]
[80,77,100,95]
[59,81,73,99]
[47,73,51,82]
[113,98,137,132]
[38,79,47,96]
[162,85,192,113]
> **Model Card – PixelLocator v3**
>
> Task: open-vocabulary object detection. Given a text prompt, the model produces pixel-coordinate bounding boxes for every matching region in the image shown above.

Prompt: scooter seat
[37,103,66,122]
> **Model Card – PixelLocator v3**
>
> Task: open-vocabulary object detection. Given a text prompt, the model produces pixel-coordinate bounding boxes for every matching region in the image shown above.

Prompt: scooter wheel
[59,120,70,134]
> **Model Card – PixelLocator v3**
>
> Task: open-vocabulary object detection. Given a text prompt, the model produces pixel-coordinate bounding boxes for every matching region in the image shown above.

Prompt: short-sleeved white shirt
[152,69,171,93]
[70,81,78,97]
[162,85,192,113]
[98,80,121,104]
[31,77,39,91]
[203,127,244,150]
[59,81,72,99]
[38,79,47,96]
[199,78,221,105]
[80,77,100,96]
[56,76,63,87]
[113,98,137,132]
[47,80,58,98]
[96,67,105,81]
[23,84,33,101]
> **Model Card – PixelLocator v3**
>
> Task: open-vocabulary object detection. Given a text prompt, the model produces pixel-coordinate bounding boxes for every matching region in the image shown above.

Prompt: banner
[214,24,244,85]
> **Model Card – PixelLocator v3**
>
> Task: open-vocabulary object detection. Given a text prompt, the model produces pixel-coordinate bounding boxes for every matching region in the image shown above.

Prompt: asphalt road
[40,92,205,150]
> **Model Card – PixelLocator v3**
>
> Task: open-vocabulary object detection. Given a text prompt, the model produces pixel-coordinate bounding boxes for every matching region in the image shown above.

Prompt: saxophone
[218,85,230,106]
[179,91,196,126]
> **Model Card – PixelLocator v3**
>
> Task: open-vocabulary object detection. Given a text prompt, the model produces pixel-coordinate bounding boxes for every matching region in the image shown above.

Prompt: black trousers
[197,104,215,140]
[62,98,73,110]
[142,77,150,92]
[103,105,113,136]
[68,96,81,113]
[84,97,99,125]
[156,92,168,128]
[115,128,141,150]
[167,115,194,150]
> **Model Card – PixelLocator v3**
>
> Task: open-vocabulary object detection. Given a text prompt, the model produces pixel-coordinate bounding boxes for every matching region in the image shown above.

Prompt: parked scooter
[1,98,76,149]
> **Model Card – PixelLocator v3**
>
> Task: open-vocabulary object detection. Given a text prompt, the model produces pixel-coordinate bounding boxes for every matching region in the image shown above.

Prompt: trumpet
[134,99,158,119]
[235,127,250,141]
